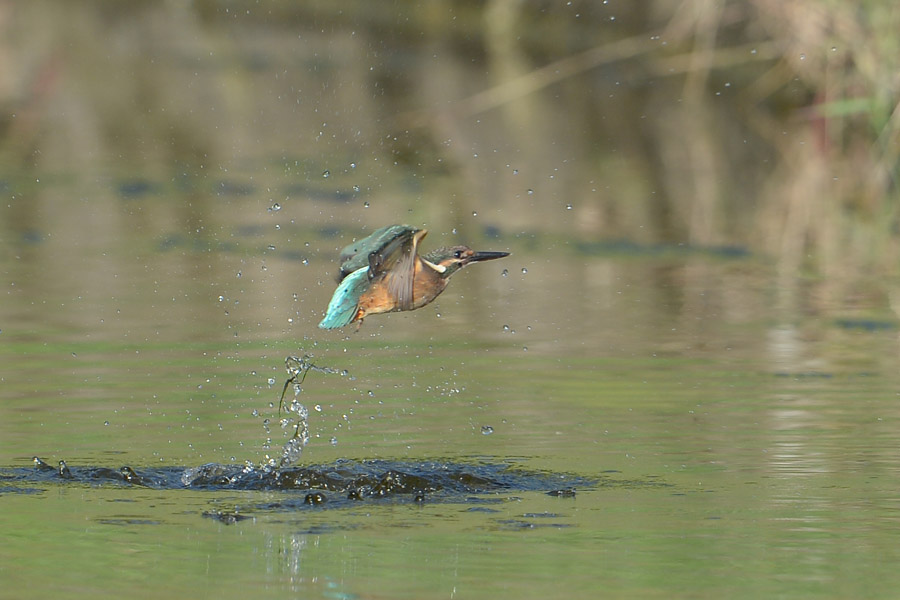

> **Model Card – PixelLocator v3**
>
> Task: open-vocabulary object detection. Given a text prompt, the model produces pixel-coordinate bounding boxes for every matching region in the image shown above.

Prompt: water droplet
[363,201,370,208]
[527,189,534,195]
[502,324,510,332]
[350,162,357,169]
[521,267,528,274]
[472,211,478,217]
[352,185,361,192]
[322,170,330,178]
[367,390,375,397]
[269,202,281,212]
[799,53,806,61]
[566,204,573,210]
[267,244,276,251]
[218,295,224,302]
[330,436,338,446]
[236,271,242,278]
[512,169,519,175]
[501,269,509,277]
[267,377,276,385]
[750,48,757,55]
[104,420,110,426]
[481,425,494,435]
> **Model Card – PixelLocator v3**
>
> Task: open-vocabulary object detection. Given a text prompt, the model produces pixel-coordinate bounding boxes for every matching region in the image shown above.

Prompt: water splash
[273,355,344,470]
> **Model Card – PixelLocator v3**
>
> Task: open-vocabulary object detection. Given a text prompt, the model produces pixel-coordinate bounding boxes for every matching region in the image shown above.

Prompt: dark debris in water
[5,457,611,508]
[574,239,750,259]
[202,510,255,525]
[3,458,672,525]
[834,318,898,332]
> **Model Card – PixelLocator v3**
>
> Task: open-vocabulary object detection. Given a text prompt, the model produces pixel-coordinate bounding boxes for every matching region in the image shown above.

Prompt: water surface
[3,3,900,599]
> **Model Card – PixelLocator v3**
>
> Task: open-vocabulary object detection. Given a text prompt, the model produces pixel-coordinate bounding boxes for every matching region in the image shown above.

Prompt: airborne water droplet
[501,269,509,277]
[322,170,331,178]
[481,425,494,435]
[521,267,528,274]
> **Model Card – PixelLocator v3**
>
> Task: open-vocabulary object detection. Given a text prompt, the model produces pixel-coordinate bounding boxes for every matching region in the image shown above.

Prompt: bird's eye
[453,250,463,259]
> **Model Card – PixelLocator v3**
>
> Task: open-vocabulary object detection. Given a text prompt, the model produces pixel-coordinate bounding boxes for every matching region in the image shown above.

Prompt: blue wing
[318,267,369,329]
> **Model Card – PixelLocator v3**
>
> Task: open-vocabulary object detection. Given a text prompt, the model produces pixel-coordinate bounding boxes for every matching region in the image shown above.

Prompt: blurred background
[3,0,898,271]
[2,0,900,432]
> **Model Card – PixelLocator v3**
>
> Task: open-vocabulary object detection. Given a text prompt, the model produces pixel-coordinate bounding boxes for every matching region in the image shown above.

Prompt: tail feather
[318,267,368,329]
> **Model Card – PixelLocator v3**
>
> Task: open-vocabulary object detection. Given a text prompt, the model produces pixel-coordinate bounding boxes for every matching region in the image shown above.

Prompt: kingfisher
[318,224,509,329]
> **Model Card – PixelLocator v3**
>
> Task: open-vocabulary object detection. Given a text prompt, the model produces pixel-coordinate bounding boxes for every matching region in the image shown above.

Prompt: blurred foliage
[0,0,898,274]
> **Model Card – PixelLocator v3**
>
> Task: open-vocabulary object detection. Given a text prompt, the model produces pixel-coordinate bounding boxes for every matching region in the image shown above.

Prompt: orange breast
[410,260,448,309]
[357,259,448,319]
[356,279,396,318]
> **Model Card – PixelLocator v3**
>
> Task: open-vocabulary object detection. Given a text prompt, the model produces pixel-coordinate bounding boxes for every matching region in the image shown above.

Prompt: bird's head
[422,246,510,278]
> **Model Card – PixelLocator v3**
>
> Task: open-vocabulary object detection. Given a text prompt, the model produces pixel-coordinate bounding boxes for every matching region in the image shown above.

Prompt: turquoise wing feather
[318,267,369,329]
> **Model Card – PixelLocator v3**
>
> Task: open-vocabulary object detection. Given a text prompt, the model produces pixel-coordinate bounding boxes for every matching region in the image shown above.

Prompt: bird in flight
[319,224,509,329]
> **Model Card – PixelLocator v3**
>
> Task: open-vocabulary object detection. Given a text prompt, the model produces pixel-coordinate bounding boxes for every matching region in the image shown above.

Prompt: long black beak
[470,251,510,263]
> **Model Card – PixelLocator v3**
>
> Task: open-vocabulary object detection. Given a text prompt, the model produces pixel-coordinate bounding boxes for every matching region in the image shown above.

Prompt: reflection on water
[2,1,896,273]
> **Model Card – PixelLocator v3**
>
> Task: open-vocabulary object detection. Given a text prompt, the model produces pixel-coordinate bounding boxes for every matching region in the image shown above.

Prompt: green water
[4,3,900,598]
[4,215,900,598]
